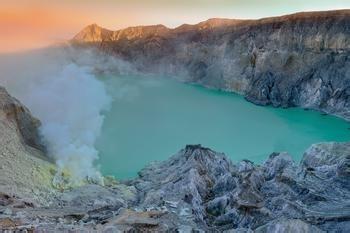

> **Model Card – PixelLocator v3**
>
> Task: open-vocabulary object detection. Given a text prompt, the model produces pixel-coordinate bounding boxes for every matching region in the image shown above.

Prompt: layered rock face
[72,10,350,120]
[0,87,45,152]
[0,87,55,207]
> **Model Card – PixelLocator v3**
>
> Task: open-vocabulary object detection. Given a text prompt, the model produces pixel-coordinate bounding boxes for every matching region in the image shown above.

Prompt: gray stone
[59,184,126,211]
[72,10,350,121]
[206,196,229,216]
[254,219,324,233]
[263,152,295,180]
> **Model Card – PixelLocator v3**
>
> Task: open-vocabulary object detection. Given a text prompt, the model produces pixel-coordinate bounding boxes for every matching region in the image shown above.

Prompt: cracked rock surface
[2,142,349,232]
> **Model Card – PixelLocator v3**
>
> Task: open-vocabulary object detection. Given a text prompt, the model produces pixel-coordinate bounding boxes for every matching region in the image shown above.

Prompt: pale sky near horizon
[1,0,350,53]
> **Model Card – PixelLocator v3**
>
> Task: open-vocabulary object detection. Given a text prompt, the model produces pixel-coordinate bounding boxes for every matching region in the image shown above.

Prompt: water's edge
[96,74,350,179]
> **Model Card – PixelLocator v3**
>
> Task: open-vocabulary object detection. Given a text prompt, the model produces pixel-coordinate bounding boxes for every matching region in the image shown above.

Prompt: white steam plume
[29,63,111,183]
[0,46,132,184]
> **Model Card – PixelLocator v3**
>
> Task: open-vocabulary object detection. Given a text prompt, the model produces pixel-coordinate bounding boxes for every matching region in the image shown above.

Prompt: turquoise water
[96,75,350,179]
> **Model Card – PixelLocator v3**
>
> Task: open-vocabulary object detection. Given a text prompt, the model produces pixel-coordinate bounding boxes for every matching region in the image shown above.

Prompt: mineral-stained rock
[108,209,161,227]
[0,218,22,229]
[0,86,56,207]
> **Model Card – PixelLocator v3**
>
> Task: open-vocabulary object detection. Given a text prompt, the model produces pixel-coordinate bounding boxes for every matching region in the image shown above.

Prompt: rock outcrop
[2,141,349,232]
[0,87,55,207]
[128,143,350,232]
[72,10,350,120]
[0,87,45,152]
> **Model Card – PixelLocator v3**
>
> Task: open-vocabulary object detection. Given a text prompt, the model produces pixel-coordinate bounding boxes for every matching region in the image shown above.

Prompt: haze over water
[96,75,350,179]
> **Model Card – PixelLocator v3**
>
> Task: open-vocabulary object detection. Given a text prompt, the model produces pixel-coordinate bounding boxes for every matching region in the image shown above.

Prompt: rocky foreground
[0,86,349,232]
[72,10,350,121]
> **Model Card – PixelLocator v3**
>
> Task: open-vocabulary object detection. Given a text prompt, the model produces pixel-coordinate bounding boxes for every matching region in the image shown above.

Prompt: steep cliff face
[0,87,55,206]
[0,87,45,152]
[72,10,350,120]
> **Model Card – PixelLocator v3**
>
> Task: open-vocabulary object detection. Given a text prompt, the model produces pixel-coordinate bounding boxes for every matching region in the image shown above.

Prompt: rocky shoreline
[0,86,349,232]
[72,10,350,121]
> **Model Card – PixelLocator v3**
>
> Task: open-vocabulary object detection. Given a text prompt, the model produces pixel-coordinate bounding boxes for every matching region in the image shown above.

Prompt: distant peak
[81,23,108,32]
[203,18,237,23]
[174,18,244,32]
[72,23,112,42]
[198,18,244,27]
[85,23,103,29]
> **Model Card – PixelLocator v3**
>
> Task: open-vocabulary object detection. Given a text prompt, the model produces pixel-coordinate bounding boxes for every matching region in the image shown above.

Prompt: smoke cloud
[29,63,111,184]
[0,46,133,185]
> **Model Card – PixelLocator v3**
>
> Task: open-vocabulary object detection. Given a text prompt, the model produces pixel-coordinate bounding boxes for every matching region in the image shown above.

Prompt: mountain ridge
[72,9,350,42]
[71,9,350,121]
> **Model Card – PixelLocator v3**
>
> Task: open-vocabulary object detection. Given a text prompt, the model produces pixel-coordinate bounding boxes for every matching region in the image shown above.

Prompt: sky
[1,0,350,53]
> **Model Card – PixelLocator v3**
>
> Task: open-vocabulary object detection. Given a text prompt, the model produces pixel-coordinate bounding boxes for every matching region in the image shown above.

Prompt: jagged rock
[131,144,234,227]
[72,10,350,121]
[1,142,349,232]
[129,144,350,231]
[206,196,230,216]
[214,172,236,190]
[301,142,350,178]
[254,219,324,233]
[263,152,295,180]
